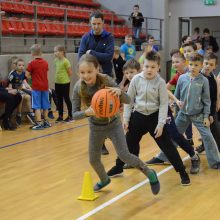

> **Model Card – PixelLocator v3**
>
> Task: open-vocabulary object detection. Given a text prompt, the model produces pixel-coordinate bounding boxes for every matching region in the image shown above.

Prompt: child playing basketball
[107,51,191,185]
[72,54,160,195]
[26,44,51,130]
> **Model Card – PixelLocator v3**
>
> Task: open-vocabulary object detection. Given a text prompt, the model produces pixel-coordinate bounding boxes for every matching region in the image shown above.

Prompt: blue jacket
[174,72,210,118]
[78,30,114,76]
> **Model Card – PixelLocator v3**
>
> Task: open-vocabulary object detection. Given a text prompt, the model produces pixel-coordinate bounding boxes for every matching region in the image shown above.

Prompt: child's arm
[202,79,211,126]
[22,79,32,90]
[64,59,72,77]
[217,74,220,111]
[67,67,72,77]
[25,70,31,79]
[72,81,94,120]
[123,78,136,125]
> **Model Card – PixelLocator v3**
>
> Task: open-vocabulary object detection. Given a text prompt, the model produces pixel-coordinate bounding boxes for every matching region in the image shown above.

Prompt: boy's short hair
[182,41,197,51]
[30,44,42,56]
[123,58,141,72]
[188,53,203,63]
[194,27,200,33]
[170,49,182,57]
[15,58,24,65]
[134,4,139,8]
[145,51,160,65]
[204,52,218,64]
[181,35,189,43]
[114,46,120,53]
[172,52,185,60]
[90,11,104,21]
[203,28,210,34]
[125,34,132,39]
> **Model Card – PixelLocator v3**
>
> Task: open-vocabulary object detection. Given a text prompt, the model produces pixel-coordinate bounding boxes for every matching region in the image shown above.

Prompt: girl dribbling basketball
[72,54,160,195]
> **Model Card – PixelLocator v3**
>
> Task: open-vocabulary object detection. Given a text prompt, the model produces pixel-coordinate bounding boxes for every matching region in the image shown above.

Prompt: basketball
[91,89,120,118]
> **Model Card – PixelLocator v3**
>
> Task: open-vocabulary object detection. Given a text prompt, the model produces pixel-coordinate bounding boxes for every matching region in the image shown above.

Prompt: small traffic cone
[77,171,98,201]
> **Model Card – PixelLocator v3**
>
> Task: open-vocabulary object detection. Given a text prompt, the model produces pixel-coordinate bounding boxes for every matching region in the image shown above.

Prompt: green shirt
[55,57,71,84]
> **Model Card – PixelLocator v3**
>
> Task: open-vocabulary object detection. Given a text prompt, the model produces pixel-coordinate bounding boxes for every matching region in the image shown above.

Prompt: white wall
[168,0,220,55]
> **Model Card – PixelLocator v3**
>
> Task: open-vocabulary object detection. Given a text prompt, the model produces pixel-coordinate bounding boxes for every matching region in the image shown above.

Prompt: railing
[0,0,163,54]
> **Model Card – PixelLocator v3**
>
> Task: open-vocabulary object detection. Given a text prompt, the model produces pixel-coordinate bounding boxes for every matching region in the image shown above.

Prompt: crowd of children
[1,20,220,196]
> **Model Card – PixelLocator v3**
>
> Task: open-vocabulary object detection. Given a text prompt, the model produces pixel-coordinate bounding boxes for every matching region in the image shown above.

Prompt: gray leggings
[89,118,150,182]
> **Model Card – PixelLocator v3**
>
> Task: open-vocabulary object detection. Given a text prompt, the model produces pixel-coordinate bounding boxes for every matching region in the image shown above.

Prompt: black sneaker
[187,138,194,146]
[123,163,134,169]
[94,178,111,192]
[195,144,205,154]
[101,144,109,155]
[26,112,36,125]
[48,111,54,119]
[16,115,22,126]
[55,117,63,123]
[107,166,123,177]
[147,169,160,195]
[179,171,191,186]
[190,154,200,174]
[43,120,51,128]
[31,123,44,130]
[64,116,73,122]
[146,157,169,165]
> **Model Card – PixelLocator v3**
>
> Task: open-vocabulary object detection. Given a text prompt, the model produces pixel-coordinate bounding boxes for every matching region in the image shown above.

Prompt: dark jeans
[55,83,72,118]
[185,124,193,140]
[209,113,220,151]
[0,91,22,121]
[115,111,186,173]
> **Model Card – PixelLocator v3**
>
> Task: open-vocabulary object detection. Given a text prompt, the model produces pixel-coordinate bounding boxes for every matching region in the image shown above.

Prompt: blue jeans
[175,112,220,168]
[156,109,195,162]
[133,26,141,39]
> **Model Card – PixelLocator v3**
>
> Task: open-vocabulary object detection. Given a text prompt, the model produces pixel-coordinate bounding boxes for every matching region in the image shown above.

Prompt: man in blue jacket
[78,11,115,155]
[78,11,114,77]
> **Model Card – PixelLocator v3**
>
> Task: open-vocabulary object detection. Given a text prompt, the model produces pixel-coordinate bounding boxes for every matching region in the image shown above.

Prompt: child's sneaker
[94,178,111,192]
[123,163,134,169]
[26,112,36,125]
[48,111,54,119]
[190,154,200,174]
[31,123,44,130]
[179,171,191,186]
[147,169,160,195]
[16,115,22,126]
[195,144,205,154]
[43,120,51,128]
[64,116,73,122]
[55,117,63,123]
[107,166,123,177]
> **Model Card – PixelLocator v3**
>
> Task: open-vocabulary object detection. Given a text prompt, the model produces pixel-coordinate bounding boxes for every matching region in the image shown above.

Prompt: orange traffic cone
[77,171,98,201]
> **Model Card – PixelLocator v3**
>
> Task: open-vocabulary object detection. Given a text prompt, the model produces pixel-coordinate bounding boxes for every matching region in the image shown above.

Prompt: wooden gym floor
[0,117,220,220]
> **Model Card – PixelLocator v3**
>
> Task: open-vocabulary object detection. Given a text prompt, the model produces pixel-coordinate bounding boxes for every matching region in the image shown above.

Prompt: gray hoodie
[174,72,210,118]
[123,72,168,128]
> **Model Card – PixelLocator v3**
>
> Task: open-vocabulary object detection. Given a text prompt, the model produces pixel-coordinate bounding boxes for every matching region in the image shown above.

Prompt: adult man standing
[78,11,114,77]
[78,11,115,154]
[202,28,219,53]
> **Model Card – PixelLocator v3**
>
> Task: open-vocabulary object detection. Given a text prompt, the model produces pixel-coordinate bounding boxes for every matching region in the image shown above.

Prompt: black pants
[55,83,72,118]
[116,111,185,173]
[0,91,22,121]
[210,113,220,151]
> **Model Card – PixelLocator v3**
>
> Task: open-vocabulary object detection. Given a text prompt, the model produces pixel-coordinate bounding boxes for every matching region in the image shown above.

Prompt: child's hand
[176,100,184,109]
[154,127,163,138]
[216,99,220,112]
[106,87,122,96]
[209,116,214,124]
[85,106,95,116]
[203,118,210,127]
[123,121,129,132]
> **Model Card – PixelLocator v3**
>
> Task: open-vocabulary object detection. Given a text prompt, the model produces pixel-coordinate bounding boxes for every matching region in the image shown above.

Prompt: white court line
[76,156,190,220]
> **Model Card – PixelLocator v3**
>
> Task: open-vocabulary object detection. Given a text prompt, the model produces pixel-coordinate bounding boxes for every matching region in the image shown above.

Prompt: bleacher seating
[0,0,145,39]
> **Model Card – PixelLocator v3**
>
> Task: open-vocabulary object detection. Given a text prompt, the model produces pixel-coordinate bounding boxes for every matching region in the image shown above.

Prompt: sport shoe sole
[94,178,111,192]
[108,172,124,178]
[148,169,160,195]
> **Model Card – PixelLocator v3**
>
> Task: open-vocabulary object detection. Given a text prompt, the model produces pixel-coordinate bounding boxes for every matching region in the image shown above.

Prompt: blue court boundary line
[0,123,88,150]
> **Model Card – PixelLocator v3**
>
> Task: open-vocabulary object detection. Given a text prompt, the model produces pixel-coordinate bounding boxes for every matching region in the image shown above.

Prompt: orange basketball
[91,89,120,118]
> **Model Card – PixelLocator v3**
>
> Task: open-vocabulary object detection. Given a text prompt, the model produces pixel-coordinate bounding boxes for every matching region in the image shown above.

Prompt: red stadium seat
[9,17,24,35]
[51,4,64,17]
[1,18,14,34]
[54,21,65,36]
[37,20,47,35]
[44,20,58,35]
[21,18,35,35]
[42,3,56,17]
[11,1,24,14]
[0,1,14,13]
[22,0,34,15]
[32,1,45,16]
[67,22,81,37]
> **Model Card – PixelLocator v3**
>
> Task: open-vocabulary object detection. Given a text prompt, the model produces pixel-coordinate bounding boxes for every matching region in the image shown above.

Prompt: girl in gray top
[72,54,160,194]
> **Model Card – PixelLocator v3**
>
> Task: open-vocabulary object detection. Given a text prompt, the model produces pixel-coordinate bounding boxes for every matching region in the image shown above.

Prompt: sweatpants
[89,117,151,183]
[115,111,186,173]
[55,83,72,118]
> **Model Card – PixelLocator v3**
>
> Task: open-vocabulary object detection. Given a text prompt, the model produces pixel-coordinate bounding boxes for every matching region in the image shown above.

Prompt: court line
[76,156,190,220]
[0,123,88,150]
